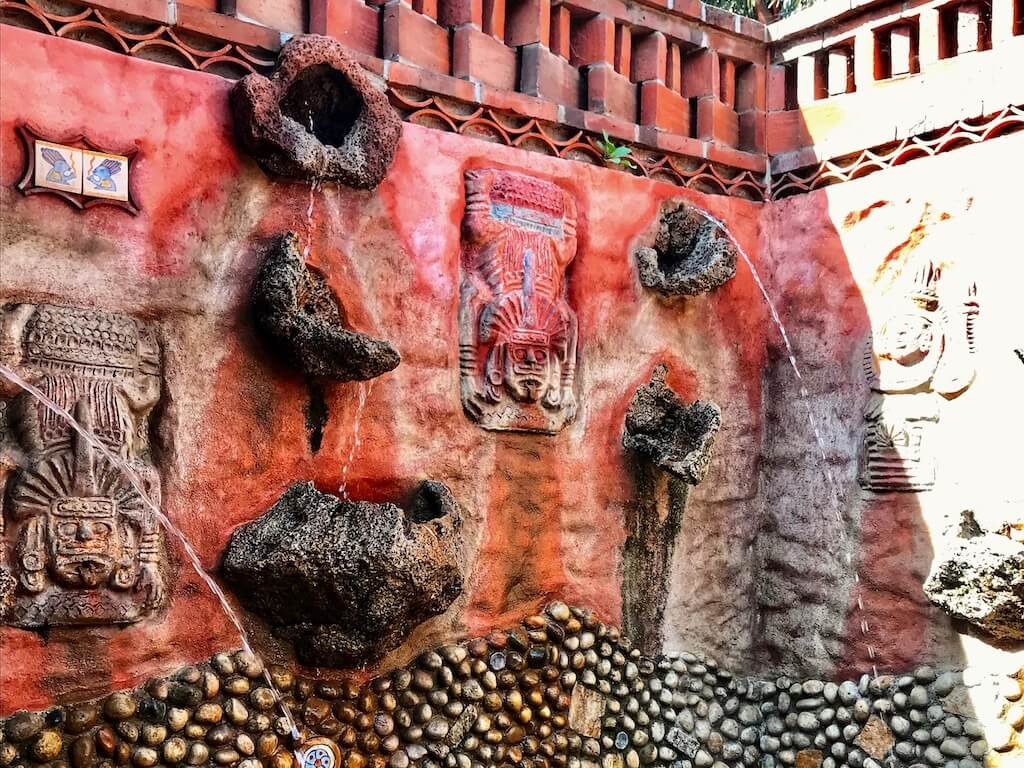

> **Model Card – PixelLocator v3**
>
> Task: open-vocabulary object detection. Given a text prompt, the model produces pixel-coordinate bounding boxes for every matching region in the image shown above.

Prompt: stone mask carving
[859,259,979,491]
[458,169,579,433]
[0,304,166,627]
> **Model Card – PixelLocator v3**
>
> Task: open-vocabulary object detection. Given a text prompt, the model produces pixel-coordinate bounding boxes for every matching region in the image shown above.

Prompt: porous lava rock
[252,231,400,381]
[634,201,738,296]
[925,512,1024,641]
[620,364,721,653]
[622,363,721,485]
[231,34,401,187]
[222,480,464,666]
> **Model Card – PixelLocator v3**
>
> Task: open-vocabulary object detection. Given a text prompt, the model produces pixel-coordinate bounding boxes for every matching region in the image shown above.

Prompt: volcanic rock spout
[231,34,402,188]
[634,201,738,296]
[621,364,722,654]
[252,232,400,382]
[222,480,464,667]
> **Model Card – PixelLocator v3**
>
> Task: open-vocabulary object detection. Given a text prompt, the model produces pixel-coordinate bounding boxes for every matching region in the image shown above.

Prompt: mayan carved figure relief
[458,169,579,434]
[860,259,979,491]
[0,304,166,627]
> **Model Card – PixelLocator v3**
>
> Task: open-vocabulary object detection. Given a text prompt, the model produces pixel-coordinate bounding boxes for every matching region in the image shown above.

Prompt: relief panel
[860,259,979,492]
[0,304,166,627]
[458,169,579,434]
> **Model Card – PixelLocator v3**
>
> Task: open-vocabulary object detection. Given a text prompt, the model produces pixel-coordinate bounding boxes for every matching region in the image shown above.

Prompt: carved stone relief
[458,169,579,434]
[0,304,167,627]
[860,259,979,492]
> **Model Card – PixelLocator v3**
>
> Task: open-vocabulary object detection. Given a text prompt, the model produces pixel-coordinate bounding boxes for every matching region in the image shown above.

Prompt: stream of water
[0,362,303,743]
[338,380,374,501]
[705,214,879,677]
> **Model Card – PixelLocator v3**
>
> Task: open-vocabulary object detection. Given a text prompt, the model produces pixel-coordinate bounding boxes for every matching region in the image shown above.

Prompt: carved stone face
[503,334,553,403]
[47,498,123,588]
[877,312,934,366]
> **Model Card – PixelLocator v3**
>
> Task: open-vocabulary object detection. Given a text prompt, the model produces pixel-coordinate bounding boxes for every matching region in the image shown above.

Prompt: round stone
[234,652,265,679]
[7,713,45,743]
[194,704,224,724]
[66,705,99,736]
[70,735,95,768]
[103,694,137,722]
[131,748,158,767]
[213,749,241,765]
[32,731,63,762]
[163,738,187,764]
[186,743,209,766]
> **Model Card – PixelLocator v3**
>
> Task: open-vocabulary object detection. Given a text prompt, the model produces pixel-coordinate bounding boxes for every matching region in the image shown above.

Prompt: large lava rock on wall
[252,231,400,381]
[633,201,737,297]
[925,513,1024,641]
[222,481,464,666]
[231,34,401,187]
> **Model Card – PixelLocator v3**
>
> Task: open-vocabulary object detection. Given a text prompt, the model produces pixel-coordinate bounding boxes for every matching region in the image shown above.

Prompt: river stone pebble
[0,606,1004,768]
[31,731,62,762]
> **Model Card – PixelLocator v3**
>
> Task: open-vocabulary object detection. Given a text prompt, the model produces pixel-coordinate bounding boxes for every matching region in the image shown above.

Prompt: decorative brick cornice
[390,88,768,200]
[770,104,1024,200]
[0,0,277,77]
[3,0,1022,203]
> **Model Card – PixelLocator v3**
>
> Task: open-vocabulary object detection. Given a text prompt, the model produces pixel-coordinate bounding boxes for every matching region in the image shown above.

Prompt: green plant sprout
[597,130,636,170]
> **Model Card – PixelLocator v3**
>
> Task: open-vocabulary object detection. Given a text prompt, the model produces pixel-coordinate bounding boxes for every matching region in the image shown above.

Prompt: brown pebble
[268,667,294,693]
[141,726,165,747]
[162,738,187,764]
[104,695,136,722]
[224,699,248,726]
[0,744,18,767]
[66,705,99,736]
[235,734,255,756]
[6,712,45,743]
[114,723,138,744]
[269,750,295,768]
[206,725,236,747]
[256,734,279,758]
[345,752,366,768]
[224,677,251,696]
[185,743,208,766]
[233,651,264,679]
[213,748,241,765]
[95,727,117,756]
[194,704,223,724]
[183,724,206,739]
[167,708,188,733]
[113,742,131,766]
[250,688,276,712]
[130,747,158,767]
[32,730,63,762]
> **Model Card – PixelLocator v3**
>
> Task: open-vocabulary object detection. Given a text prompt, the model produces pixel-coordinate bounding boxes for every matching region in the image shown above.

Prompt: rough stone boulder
[634,201,738,296]
[231,34,402,187]
[222,481,464,666]
[252,232,400,381]
[622,363,722,485]
[924,512,1024,641]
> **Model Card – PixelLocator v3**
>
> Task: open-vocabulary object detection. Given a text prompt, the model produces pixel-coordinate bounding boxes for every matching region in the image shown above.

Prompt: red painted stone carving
[0,304,166,627]
[860,259,979,491]
[458,170,579,434]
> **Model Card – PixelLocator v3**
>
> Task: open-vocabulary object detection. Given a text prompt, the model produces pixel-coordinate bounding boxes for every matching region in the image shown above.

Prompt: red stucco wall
[0,26,769,713]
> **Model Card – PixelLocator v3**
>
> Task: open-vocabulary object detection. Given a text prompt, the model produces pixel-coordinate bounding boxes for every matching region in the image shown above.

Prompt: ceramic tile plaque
[82,149,130,201]
[34,140,83,194]
[17,124,139,214]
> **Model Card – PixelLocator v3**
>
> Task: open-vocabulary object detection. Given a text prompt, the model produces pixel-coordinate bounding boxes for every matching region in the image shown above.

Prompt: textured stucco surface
[0,23,1021,738]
